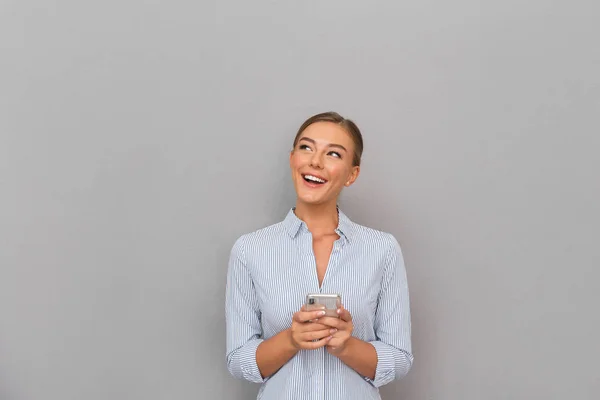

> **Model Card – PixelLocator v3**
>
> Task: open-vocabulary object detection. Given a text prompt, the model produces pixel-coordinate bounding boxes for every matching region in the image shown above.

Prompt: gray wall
[1,1,599,399]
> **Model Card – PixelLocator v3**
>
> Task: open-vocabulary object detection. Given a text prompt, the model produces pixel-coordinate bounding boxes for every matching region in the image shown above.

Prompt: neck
[293,200,339,236]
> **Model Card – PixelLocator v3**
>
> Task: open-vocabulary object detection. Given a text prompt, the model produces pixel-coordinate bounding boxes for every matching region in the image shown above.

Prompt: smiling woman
[292,112,364,166]
[225,111,413,400]
[290,114,362,210]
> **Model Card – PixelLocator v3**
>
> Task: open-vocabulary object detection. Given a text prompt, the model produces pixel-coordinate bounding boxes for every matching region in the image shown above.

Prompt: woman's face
[290,121,360,207]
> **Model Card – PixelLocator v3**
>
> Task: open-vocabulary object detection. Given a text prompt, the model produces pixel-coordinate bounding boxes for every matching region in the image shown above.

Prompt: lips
[302,173,328,185]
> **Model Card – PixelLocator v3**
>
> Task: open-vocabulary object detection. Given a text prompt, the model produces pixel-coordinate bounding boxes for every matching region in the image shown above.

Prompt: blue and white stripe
[225,208,413,400]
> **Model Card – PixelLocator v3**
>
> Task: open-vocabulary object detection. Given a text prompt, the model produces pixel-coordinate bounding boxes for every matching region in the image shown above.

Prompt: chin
[296,192,332,206]
[298,198,325,206]
[293,180,338,207]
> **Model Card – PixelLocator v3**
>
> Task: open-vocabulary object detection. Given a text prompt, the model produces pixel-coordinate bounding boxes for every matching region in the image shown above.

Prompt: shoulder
[230,220,289,257]
[348,221,407,282]
[237,220,288,244]
[349,220,402,254]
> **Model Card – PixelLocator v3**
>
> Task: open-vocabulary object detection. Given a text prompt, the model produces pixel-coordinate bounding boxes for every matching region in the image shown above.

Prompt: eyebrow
[298,137,347,152]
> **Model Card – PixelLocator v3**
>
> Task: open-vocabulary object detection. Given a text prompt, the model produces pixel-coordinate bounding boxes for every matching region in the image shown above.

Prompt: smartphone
[305,293,341,318]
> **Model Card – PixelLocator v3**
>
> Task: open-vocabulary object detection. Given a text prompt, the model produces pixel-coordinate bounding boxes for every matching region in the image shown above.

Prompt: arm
[225,236,269,383]
[225,237,340,382]
[256,305,341,378]
[333,336,378,380]
[366,234,414,387]
[321,234,413,386]
[255,329,298,378]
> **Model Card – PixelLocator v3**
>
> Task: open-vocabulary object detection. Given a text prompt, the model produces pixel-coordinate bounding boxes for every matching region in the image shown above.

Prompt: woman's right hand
[289,306,337,350]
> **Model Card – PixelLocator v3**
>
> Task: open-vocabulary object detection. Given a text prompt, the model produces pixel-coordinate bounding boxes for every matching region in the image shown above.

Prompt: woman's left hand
[317,306,354,356]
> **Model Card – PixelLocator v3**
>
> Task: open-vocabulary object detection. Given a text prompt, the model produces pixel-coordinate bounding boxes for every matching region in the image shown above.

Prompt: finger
[336,307,352,322]
[326,337,343,348]
[326,332,350,348]
[316,316,344,329]
[298,322,329,332]
[302,335,332,350]
[301,328,337,341]
[295,309,327,323]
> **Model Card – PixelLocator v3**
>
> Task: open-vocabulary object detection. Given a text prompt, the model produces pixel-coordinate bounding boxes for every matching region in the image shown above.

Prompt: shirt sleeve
[225,235,266,384]
[366,233,414,388]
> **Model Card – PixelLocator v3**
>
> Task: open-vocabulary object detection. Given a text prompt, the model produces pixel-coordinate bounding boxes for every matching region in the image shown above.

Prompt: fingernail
[336,309,341,314]
[319,311,326,316]
[330,328,337,334]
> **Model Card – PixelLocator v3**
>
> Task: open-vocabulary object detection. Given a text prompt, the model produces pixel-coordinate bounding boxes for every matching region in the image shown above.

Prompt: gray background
[1,0,599,399]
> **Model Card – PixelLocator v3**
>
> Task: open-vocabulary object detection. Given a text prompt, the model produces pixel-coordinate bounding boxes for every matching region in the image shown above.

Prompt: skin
[255,121,379,380]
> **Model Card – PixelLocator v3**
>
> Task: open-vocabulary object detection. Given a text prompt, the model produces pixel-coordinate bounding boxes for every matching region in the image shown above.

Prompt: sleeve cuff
[236,338,266,383]
[365,341,397,387]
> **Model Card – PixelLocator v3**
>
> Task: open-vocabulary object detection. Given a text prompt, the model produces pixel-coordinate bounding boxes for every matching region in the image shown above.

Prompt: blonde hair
[292,111,364,166]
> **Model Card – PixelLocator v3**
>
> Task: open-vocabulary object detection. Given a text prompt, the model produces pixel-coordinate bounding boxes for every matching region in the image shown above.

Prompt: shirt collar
[283,206,354,243]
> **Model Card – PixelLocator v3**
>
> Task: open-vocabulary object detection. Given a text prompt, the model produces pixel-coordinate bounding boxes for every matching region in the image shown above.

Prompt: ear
[344,166,360,187]
[289,150,294,168]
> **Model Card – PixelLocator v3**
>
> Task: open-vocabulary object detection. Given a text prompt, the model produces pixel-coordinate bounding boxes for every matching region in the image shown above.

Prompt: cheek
[290,154,308,169]
[326,164,349,182]
[289,158,300,170]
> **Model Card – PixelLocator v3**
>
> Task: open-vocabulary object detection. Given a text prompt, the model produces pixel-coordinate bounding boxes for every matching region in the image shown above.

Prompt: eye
[328,151,341,158]
[299,144,312,151]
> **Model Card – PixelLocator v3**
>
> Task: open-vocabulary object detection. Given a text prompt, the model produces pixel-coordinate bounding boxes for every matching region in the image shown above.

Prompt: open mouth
[302,174,327,185]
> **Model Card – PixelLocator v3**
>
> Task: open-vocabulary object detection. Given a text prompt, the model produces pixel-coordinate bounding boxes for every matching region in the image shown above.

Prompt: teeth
[304,175,325,183]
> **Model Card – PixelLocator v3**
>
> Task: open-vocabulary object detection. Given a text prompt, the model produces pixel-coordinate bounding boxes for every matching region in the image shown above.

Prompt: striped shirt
[225,207,413,400]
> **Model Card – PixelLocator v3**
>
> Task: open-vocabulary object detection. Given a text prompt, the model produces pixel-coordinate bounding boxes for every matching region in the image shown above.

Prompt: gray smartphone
[305,293,341,318]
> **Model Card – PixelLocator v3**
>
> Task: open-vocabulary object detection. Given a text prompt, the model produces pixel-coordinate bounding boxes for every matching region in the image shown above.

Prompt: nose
[309,151,324,169]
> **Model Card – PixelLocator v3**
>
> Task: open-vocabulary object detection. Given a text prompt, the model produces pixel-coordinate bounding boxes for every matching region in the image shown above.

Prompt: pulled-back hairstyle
[292,111,364,166]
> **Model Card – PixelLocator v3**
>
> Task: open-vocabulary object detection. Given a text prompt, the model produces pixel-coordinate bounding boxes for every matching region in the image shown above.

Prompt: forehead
[299,122,354,148]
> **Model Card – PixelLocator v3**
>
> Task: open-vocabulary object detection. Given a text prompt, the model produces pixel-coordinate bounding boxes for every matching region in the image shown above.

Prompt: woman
[225,111,413,400]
